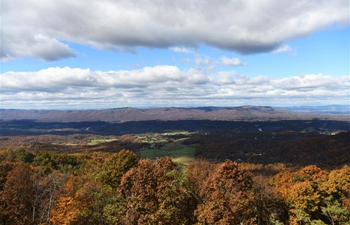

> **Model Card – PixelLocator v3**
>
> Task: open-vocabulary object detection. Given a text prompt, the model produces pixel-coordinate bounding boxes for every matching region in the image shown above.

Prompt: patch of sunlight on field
[52,143,78,146]
[171,156,195,164]
[140,146,196,163]
[87,139,118,145]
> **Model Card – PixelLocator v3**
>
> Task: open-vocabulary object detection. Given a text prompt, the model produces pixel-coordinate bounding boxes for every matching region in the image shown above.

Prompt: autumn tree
[118,157,195,224]
[1,163,36,225]
[187,158,217,217]
[151,157,196,224]
[195,159,256,224]
[33,170,67,224]
[320,165,350,224]
[271,165,350,224]
[50,175,87,224]
[0,162,13,224]
[49,151,135,225]
[252,175,289,225]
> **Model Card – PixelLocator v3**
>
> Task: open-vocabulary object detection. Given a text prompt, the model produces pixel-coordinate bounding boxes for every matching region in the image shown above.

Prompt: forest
[0,148,349,224]
[0,118,349,224]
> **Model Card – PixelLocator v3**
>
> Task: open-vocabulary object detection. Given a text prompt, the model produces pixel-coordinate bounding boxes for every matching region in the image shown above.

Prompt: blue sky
[1,0,349,109]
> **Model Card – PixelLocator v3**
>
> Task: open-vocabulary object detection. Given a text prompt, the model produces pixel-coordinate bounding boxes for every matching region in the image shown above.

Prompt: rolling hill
[0,106,347,122]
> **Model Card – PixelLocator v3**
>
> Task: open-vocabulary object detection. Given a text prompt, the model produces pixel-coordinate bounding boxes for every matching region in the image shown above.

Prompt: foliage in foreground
[0,149,349,224]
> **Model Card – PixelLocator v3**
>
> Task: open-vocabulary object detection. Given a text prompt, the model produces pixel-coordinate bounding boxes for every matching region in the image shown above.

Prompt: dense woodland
[3,131,349,167]
[0,118,349,224]
[191,131,350,167]
[0,149,349,225]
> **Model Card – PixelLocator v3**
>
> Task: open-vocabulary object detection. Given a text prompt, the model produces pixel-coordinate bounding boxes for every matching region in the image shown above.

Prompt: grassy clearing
[87,139,118,146]
[135,131,196,163]
[139,149,168,159]
[140,146,196,164]
[170,146,195,156]
[171,156,195,164]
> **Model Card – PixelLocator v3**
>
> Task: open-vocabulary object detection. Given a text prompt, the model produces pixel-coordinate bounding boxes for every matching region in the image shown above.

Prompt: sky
[0,0,349,109]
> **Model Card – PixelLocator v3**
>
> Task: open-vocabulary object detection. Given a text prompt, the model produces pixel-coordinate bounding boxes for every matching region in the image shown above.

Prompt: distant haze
[1,106,348,122]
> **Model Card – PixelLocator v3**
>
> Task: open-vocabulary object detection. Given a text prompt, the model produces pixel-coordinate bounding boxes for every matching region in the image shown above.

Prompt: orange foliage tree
[195,159,256,224]
[118,157,196,224]
[271,165,350,224]
[1,163,36,225]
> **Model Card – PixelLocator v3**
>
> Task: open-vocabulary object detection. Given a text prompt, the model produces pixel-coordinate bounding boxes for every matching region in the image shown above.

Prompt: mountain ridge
[1,106,348,122]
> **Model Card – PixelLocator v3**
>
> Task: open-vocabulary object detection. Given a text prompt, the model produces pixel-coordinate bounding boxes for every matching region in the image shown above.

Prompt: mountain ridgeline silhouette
[0,106,346,122]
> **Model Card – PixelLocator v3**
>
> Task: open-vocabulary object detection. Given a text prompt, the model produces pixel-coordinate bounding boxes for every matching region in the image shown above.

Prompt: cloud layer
[1,67,349,109]
[1,0,348,61]
[221,57,246,66]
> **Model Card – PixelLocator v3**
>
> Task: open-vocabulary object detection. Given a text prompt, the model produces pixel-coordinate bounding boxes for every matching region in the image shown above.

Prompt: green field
[139,146,196,164]
[87,139,118,145]
[170,146,196,156]
[139,148,168,158]
[133,131,196,164]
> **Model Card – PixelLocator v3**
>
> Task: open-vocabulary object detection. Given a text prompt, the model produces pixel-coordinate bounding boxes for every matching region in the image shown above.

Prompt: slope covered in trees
[0,149,349,224]
[0,109,349,224]
[193,130,350,168]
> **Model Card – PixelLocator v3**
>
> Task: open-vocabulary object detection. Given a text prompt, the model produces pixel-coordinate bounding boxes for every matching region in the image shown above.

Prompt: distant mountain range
[277,105,350,115]
[1,106,348,122]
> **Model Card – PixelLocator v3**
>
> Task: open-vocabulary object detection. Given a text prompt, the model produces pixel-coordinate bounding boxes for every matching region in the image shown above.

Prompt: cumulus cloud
[1,67,349,108]
[221,57,246,66]
[273,44,292,54]
[1,31,76,62]
[1,0,348,61]
[170,47,194,54]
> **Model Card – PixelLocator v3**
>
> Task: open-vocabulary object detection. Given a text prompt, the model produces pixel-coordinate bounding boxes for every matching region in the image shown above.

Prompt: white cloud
[273,44,292,54]
[221,57,246,66]
[193,56,217,71]
[1,31,76,62]
[195,57,212,66]
[1,0,348,61]
[1,67,349,108]
[170,47,194,54]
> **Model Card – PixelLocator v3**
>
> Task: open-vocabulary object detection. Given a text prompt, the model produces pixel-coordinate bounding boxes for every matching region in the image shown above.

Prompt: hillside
[0,106,347,122]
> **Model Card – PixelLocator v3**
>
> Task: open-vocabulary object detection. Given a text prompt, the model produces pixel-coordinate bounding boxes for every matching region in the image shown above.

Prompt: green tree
[100,150,138,189]
[15,148,35,163]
